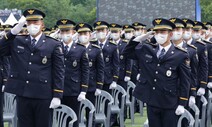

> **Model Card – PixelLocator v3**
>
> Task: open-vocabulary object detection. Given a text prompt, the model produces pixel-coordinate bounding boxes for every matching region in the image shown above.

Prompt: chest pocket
[89,59,96,68]
[164,64,177,78]
[15,47,25,54]
[69,57,80,68]
[40,52,52,64]
[145,57,153,63]
[105,55,111,63]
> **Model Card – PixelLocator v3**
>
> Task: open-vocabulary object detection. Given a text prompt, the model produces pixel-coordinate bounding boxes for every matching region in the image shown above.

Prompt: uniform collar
[187,38,193,45]
[30,32,43,43]
[158,42,172,53]
[98,39,107,47]
[63,40,73,51]
[175,41,184,48]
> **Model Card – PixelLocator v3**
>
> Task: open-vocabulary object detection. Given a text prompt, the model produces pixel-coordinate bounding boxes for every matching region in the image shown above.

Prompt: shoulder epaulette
[90,39,97,42]
[202,40,212,44]
[175,46,187,53]
[109,40,117,45]
[46,35,60,41]
[187,44,197,50]
[91,44,100,49]
[144,41,157,47]
[122,39,128,43]
[77,43,86,47]
[196,40,206,45]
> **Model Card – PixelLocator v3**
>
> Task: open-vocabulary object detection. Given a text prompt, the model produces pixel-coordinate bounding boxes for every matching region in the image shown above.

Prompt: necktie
[99,43,103,49]
[31,39,36,48]
[64,45,69,55]
[159,48,165,60]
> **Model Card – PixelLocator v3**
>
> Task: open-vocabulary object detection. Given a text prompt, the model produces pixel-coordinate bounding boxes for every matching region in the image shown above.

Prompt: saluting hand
[11,17,26,35]
[133,31,155,42]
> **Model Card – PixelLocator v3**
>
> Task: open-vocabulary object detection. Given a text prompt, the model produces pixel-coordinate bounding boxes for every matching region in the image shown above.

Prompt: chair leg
[130,104,135,124]
[119,112,124,127]
[139,101,143,116]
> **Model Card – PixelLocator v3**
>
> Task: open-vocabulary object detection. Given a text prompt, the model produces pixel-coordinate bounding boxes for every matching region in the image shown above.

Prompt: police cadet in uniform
[56,19,89,127]
[170,18,198,106]
[0,9,65,127]
[183,20,208,110]
[202,22,212,90]
[123,18,190,127]
[75,23,104,126]
[92,21,119,92]
[133,22,146,37]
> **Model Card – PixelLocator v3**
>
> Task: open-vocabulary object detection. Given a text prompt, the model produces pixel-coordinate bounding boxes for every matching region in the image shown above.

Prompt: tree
[200,0,212,22]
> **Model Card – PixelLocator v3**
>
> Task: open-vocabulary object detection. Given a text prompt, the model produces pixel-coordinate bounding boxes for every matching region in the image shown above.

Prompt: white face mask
[27,24,41,36]
[79,35,90,44]
[61,34,72,43]
[154,34,168,45]
[125,33,133,40]
[171,31,183,41]
[192,33,201,40]
[110,33,120,40]
[96,32,106,40]
[200,34,206,40]
[134,31,142,37]
[183,31,192,40]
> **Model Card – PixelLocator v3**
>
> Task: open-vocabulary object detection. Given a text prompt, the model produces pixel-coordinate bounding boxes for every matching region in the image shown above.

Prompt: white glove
[11,17,26,35]
[175,105,185,115]
[197,88,205,96]
[124,76,131,82]
[188,96,196,107]
[133,31,155,42]
[106,31,111,39]
[95,89,101,96]
[207,82,212,88]
[109,81,117,89]
[49,98,61,109]
[72,33,78,41]
[77,92,86,101]
[136,74,140,81]
[50,29,60,39]
[1,85,5,92]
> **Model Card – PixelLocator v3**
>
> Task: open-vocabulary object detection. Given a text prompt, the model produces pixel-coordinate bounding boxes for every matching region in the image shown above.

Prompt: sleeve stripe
[81,85,88,88]
[113,76,119,78]
[97,82,103,85]
[200,81,207,84]
[126,71,131,74]
[180,97,188,101]
[4,34,8,40]
[209,76,212,78]
[54,89,63,93]
[191,88,196,91]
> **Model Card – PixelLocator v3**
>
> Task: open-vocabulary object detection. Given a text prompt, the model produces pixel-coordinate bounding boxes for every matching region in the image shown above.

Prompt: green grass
[4,108,148,127]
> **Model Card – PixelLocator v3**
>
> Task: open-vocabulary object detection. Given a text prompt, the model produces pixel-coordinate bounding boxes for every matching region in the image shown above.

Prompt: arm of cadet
[112,47,120,83]
[198,45,208,88]
[125,58,133,77]
[0,31,17,56]
[178,55,191,106]
[189,52,199,97]
[2,56,10,85]
[96,50,105,89]
[208,45,212,82]
[52,43,65,99]
[80,50,90,93]
[122,37,140,60]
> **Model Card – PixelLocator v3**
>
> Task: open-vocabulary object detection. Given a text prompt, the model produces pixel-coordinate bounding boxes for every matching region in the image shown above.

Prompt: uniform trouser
[62,96,79,127]
[0,92,3,127]
[16,96,52,127]
[86,92,96,127]
[147,105,178,127]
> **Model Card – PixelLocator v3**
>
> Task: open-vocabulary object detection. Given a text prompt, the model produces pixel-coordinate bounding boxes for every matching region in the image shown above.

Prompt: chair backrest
[189,104,200,127]
[79,99,95,127]
[3,92,16,114]
[126,81,136,101]
[52,104,77,127]
[177,109,195,127]
[95,90,114,115]
[111,85,127,109]
[200,95,208,127]
[206,91,212,127]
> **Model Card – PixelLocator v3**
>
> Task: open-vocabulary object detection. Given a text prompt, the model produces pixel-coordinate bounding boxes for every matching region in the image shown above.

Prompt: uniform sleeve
[96,50,105,89]
[123,37,140,59]
[80,50,89,92]
[189,51,198,97]
[112,47,120,82]
[178,55,191,106]
[2,56,10,85]
[208,45,212,82]
[125,58,133,77]
[0,31,16,56]
[52,43,65,98]
[198,45,208,88]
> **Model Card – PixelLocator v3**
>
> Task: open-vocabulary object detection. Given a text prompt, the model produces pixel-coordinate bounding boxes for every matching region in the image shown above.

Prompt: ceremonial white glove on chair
[175,105,185,115]
[188,96,196,107]
[124,76,131,82]
[77,92,86,101]
[197,88,205,96]
[109,81,117,89]
[49,98,61,109]
[95,89,101,96]
[11,17,26,35]
[207,82,212,88]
